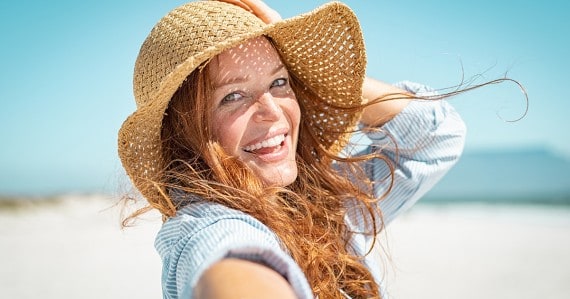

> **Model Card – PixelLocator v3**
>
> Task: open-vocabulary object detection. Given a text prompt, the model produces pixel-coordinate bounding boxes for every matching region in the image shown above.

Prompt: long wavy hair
[130,49,394,297]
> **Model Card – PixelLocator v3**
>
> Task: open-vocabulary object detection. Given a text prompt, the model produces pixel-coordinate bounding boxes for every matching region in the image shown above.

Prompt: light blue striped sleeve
[347,81,467,225]
[155,201,314,299]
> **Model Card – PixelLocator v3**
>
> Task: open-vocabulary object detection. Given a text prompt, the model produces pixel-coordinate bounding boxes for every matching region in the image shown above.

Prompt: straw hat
[118,0,366,202]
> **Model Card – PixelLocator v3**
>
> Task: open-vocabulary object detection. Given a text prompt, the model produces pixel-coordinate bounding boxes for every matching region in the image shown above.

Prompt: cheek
[294,104,301,125]
[211,113,245,153]
[287,100,301,128]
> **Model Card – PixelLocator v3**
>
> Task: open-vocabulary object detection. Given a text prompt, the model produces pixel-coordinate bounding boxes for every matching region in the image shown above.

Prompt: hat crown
[133,1,265,107]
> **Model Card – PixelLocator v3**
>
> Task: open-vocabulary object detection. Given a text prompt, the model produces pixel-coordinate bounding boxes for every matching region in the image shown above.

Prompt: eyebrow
[214,63,286,89]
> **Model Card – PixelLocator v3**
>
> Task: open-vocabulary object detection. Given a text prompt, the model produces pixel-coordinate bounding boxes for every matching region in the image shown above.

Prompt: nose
[253,92,281,122]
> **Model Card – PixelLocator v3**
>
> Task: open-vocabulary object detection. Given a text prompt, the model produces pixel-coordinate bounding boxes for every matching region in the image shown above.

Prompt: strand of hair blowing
[153,64,386,298]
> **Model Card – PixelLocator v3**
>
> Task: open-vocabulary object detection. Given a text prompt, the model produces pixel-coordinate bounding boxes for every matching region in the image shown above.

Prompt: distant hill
[423,148,570,204]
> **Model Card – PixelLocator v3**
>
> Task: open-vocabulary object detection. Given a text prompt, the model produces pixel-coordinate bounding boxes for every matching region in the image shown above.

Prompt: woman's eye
[221,92,244,104]
[271,78,288,88]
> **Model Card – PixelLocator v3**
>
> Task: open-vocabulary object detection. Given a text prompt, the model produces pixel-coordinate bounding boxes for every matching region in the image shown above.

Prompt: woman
[118,1,466,298]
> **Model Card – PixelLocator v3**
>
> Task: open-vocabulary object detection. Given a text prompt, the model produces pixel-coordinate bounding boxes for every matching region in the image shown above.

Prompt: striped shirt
[155,81,467,298]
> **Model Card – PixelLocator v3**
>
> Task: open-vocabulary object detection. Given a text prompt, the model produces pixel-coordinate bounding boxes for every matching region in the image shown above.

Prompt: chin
[258,167,298,187]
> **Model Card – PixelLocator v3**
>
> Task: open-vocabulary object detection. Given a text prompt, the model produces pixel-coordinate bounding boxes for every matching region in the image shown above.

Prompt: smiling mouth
[243,134,286,153]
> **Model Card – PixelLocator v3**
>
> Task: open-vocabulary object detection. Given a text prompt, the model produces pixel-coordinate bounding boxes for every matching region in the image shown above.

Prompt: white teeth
[244,134,285,152]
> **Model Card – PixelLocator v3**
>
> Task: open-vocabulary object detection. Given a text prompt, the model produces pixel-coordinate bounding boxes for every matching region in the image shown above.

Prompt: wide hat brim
[118,1,366,202]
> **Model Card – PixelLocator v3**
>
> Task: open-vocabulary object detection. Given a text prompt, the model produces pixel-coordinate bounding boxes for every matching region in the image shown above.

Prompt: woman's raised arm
[361,76,413,127]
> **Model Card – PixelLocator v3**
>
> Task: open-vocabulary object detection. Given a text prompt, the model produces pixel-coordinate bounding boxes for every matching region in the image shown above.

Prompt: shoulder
[155,201,312,298]
[156,201,281,260]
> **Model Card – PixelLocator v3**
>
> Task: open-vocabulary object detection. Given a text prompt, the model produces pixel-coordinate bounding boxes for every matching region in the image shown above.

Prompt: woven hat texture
[118,0,366,202]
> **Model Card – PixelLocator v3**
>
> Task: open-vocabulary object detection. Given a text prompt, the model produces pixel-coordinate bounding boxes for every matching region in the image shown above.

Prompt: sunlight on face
[208,37,301,187]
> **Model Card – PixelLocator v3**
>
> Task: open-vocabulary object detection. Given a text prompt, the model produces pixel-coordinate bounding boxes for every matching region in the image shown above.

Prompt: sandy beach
[1,195,569,299]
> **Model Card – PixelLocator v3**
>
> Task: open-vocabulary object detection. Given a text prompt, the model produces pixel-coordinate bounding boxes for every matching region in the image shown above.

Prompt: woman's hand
[217,0,281,23]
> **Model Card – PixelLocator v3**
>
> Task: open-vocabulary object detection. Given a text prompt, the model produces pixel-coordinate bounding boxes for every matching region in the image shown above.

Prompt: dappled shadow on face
[209,36,284,89]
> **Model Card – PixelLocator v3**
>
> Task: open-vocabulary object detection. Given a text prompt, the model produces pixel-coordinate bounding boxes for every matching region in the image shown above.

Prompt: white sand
[1,195,569,299]
[0,195,163,299]
[382,204,570,299]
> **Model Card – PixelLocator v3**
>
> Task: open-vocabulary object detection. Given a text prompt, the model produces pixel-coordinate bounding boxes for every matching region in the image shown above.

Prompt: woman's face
[208,37,301,187]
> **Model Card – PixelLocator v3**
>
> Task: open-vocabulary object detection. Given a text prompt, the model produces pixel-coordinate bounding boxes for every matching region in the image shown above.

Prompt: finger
[216,0,254,13]
[238,0,282,23]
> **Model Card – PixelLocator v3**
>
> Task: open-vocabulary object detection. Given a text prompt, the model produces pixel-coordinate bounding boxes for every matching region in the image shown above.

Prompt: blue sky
[1,0,568,196]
